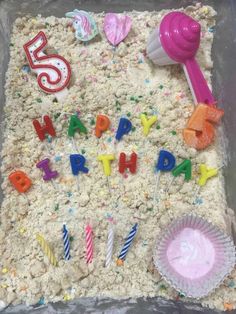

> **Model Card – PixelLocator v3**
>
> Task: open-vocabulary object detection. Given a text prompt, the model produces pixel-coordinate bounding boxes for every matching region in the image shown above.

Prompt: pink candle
[85,224,93,263]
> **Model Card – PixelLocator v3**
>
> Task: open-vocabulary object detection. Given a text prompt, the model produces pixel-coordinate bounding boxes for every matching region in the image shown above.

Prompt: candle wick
[23,193,30,206]
[50,179,57,190]
[76,176,80,192]
[107,176,112,195]
[217,164,224,171]
[192,185,201,204]
[71,137,78,152]
[153,171,161,206]
[165,176,175,193]
[45,142,51,154]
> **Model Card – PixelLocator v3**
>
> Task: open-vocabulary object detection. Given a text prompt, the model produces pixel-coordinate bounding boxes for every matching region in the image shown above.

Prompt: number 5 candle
[23,31,71,100]
[183,104,224,150]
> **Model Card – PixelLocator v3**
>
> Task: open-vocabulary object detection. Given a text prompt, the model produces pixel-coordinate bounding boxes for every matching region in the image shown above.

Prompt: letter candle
[95,115,110,138]
[33,115,56,154]
[70,154,89,191]
[166,159,192,193]
[154,150,176,204]
[111,117,133,154]
[36,158,58,190]
[97,154,115,195]
[8,170,32,204]
[115,117,132,142]
[192,163,219,204]
[119,152,137,174]
[8,170,32,194]
[68,114,87,152]
[95,116,112,193]
[140,114,157,136]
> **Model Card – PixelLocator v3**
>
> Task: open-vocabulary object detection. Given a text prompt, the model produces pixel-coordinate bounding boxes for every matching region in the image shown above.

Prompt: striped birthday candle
[85,224,93,263]
[105,224,114,267]
[63,224,71,260]
[36,234,58,266]
[117,223,138,266]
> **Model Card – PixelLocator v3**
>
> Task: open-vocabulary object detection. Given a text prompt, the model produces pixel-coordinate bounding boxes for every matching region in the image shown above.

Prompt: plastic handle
[183,58,216,106]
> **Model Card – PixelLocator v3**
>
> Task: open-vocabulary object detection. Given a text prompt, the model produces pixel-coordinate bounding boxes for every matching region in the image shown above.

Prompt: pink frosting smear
[167,228,215,280]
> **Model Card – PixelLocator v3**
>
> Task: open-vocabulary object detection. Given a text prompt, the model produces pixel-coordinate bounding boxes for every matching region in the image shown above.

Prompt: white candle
[105,225,114,267]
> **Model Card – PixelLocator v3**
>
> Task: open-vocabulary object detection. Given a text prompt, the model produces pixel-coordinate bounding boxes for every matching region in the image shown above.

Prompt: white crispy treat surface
[1,3,235,311]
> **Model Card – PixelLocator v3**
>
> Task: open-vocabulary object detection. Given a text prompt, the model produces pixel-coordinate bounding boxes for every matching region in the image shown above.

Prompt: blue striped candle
[63,224,71,260]
[117,223,138,266]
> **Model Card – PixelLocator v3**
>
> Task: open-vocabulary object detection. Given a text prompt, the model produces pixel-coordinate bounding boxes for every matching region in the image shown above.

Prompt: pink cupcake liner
[153,215,236,299]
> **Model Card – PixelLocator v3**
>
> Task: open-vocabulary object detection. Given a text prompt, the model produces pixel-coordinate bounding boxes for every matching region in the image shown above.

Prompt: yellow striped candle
[36,234,58,267]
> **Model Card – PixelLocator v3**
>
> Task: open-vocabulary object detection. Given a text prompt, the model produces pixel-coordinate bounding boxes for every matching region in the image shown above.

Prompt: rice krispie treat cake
[0,3,235,312]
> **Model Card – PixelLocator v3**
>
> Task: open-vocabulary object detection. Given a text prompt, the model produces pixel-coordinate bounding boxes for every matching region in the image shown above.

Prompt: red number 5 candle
[23,31,71,96]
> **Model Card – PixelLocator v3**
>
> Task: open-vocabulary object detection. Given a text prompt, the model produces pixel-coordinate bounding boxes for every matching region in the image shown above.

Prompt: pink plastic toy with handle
[146,11,215,107]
